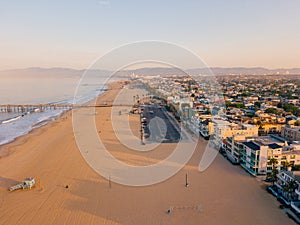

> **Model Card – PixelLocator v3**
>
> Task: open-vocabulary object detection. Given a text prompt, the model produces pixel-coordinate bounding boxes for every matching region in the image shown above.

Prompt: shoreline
[0,110,73,158]
[0,82,116,158]
[0,80,295,225]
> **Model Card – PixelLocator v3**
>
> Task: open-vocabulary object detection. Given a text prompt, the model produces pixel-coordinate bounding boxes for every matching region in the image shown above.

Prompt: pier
[0,102,136,113]
[0,104,73,113]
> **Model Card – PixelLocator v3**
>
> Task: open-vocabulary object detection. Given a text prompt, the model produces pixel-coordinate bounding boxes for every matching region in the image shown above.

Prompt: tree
[254,101,261,109]
[281,160,293,171]
[292,165,300,171]
[282,103,300,117]
[204,108,211,115]
[269,158,278,170]
[241,91,251,97]
[225,102,245,109]
[283,180,298,201]
[265,108,278,115]
[269,169,279,185]
[268,158,279,184]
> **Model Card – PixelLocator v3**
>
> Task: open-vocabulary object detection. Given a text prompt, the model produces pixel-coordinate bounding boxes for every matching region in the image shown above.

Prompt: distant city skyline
[1,0,300,70]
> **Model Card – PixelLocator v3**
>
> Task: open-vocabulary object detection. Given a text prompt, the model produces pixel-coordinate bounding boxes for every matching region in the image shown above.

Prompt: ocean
[0,73,113,146]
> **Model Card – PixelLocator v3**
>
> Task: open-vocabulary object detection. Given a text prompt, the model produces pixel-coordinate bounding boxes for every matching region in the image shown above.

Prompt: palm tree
[283,180,298,201]
[269,169,279,185]
[268,158,279,184]
[269,158,278,170]
[281,160,293,171]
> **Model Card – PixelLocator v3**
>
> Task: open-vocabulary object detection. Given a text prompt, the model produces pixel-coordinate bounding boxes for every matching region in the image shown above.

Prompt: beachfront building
[240,141,269,176]
[268,143,300,171]
[199,119,214,139]
[275,171,300,211]
[198,115,214,139]
[293,175,300,214]
[189,115,200,135]
[237,136,300,176]
[212,119,258,149]
[281,125,300,142]
[225,135,256,164]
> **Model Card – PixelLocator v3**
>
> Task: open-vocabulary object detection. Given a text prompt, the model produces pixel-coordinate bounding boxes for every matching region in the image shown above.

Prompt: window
[281,156,286,160]
[290,155,296,159]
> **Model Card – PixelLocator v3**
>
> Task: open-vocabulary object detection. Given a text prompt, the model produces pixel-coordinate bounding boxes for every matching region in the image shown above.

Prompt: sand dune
[0,81,295,225]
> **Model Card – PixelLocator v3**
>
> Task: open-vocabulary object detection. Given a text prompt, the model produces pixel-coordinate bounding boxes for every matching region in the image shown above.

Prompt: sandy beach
[0,81,296,225]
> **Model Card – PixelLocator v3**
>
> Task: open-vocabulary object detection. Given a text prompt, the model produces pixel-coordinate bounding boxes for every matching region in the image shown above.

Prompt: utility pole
[185,173,189,187]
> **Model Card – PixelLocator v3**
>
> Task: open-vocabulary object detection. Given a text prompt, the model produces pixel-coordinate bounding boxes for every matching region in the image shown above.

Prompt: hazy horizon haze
[1,0,300,70]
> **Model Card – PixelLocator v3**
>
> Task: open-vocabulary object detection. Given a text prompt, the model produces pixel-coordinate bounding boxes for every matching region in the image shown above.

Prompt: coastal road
[141,105,185,143]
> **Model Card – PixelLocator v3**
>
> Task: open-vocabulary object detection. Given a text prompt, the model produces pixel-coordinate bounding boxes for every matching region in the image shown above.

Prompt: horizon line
[1,66,300,72]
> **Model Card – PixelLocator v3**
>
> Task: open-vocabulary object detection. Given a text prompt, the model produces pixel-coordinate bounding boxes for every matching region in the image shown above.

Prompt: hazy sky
[0,0,300,70]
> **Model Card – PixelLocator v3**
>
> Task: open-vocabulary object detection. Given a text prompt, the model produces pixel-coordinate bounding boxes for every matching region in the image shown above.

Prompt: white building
[212,119,258,149]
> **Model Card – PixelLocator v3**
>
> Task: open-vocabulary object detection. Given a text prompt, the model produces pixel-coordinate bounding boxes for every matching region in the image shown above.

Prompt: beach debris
[9,177,35,192]
[199,204,203,213]
[109,175,112,189]
[167,206,173,215]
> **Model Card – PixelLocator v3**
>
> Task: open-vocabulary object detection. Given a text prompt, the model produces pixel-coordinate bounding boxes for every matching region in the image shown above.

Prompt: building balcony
[233,146,241,152]
[240,162,257,176]
[241,156,258,168]
[276,173,288,184]
[274,182,284,191]
[240,150,246,157]
[291,201,300,214]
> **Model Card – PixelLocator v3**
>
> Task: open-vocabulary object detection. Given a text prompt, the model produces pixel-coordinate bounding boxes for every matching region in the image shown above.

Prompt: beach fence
[167,204,203,214]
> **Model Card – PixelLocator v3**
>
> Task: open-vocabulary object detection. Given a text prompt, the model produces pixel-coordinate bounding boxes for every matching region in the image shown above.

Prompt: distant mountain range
[1,67,300,77]
[191,67,300,75]
[130,67,300,76]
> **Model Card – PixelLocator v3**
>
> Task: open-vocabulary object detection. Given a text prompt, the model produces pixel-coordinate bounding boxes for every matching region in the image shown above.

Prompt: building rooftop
[268,143,282,149]
[255,135,285,146]
[212,118,231,126]
[284,125,300,131]
[268,134,287,143]
[243,141,260,150]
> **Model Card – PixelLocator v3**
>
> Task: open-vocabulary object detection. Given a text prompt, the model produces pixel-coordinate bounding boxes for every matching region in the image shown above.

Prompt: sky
[0,0,300,70]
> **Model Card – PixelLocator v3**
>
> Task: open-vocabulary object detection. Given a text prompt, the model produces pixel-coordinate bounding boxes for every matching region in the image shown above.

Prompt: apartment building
[281,125,300,142]
[225,135,256,164]
[238,137,300,176]
[212,119,258,149]
[275,171,300,213]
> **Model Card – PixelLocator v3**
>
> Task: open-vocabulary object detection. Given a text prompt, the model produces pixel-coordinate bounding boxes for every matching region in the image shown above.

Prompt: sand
[0,81,296,225]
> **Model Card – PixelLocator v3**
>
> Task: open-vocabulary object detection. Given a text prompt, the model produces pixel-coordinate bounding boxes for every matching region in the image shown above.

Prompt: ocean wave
[0,87,107,147]
[1,115,22,124]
